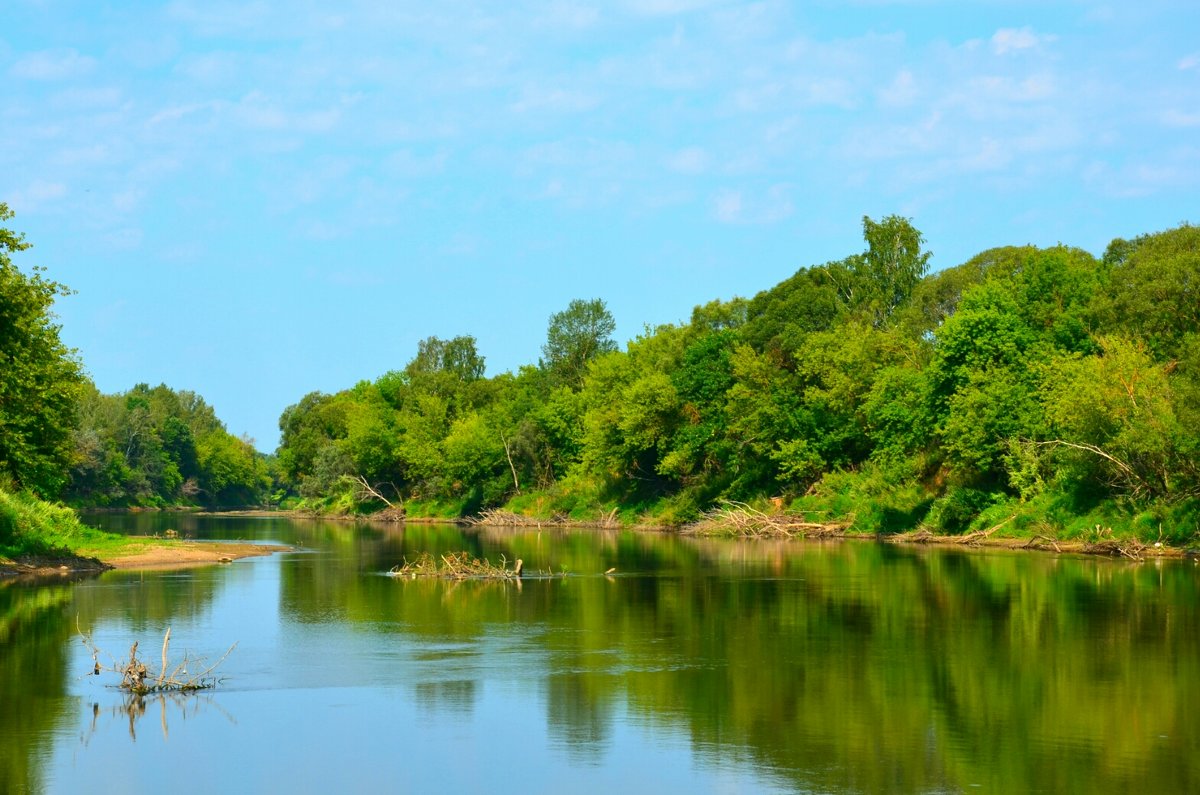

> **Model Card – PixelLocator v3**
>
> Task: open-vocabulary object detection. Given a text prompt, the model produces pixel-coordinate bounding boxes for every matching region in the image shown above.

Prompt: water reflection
[4,516,1198,793]
[81,692,236,744]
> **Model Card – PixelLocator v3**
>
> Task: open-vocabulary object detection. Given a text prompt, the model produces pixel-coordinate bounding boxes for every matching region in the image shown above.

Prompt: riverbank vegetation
[65,381,273,509]
[273,217,1200,547]
[1,202,271,565]
[3,199,1198,553]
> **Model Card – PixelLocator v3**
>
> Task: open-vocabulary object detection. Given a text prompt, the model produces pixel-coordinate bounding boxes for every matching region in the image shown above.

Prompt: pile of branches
[469,508,621,528]
[468,509,545,526]
[79,623,236,695]
[684,502,852,538]
[1082,525,1147,561]
[388,551,524,580]
[898,514,1018,547]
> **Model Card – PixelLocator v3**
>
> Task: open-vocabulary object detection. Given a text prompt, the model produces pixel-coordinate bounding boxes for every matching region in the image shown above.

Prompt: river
[2,514,1196,793]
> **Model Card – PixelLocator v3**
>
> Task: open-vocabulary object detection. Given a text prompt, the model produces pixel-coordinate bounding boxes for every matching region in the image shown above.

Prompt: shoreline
[0,540,291,580]
[204,508,1195,560]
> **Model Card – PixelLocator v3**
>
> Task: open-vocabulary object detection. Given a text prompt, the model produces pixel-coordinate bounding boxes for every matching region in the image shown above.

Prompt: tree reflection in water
[82,692,236,744]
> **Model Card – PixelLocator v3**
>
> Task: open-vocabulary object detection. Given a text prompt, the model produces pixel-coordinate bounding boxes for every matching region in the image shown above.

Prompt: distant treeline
[3,200,1198,537]
[66,382,271,508]
[270,217,1200,541]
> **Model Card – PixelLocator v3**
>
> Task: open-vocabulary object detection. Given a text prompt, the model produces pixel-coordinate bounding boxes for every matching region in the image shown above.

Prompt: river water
[2,514,1196,794]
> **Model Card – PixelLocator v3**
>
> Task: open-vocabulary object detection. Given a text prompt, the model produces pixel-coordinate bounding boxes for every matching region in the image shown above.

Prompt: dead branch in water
[387,551,526,580]
[342,474,403,511]
[1082,525,1146,561]
[78,619,236,695]
[467,509,545,527]
[683,502,852,538]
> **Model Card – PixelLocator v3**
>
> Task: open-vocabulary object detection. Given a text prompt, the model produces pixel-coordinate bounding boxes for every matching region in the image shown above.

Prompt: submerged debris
[78,621,236,695]
[388,551,525,580]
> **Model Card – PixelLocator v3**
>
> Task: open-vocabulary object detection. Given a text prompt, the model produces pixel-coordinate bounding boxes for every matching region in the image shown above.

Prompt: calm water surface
[2,514,1197,794]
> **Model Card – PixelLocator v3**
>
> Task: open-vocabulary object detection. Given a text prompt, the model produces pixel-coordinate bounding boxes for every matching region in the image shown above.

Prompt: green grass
[0,488,151,561]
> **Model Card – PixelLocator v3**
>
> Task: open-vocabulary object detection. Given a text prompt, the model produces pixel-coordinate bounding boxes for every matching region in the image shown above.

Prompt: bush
[925,488,999,534]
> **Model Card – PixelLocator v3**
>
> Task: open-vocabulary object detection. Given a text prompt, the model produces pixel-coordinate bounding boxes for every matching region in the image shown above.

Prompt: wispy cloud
[9,180,68,212]
[666,146,708,174]
[9,49,95,80]
[712,184,792,224]
[877,69,918,108]
[991,27,1057,56]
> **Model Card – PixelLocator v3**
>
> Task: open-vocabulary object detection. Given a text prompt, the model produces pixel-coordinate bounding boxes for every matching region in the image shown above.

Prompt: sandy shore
[1,541,291,579]
[105,541,291,570]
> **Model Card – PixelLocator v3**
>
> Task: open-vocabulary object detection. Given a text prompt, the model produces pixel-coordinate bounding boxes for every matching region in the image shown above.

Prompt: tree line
[1,202,271,509]
[273,216,1199,541]
[3,200,1198,538]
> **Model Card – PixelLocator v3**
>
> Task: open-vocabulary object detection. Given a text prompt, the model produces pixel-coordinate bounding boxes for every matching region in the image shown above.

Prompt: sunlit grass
[0,489,157,561]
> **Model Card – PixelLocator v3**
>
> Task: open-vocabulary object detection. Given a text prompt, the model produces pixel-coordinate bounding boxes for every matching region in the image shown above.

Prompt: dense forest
[271,216,1200,543]
[3,200,1199,543]
[1,201,272,523]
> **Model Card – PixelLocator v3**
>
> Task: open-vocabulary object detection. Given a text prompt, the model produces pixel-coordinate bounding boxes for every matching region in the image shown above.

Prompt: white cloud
[383,149,449,177]
[622,0,721,17]
[713,189,743,222]
[536,2,601,30]
[1162,109,1200,128]
[166,0,272,35]
[666,146,708,174]
[9,49,95,80]
[9,180,68,211]
[510,86,600,113]
[712,185,792,224]
[877,69,917,107]
[148,102,217,126]
[991,27,1056,55]
[233,92,344,133]
[1179,53,1200,71]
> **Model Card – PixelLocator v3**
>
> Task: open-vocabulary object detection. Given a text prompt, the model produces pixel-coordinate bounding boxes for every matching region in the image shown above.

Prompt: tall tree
[0,204,85,496]
[542,298,618,388]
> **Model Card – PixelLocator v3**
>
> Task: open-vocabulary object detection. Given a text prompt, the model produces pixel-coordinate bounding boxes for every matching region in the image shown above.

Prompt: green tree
[405,335,486,388]
[0,204,85,496]
[1099,224,1200,360]
[857,214,932,327]
[542,298,618,388]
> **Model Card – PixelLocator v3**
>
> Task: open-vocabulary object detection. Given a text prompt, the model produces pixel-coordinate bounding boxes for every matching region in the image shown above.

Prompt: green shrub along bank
[0,488,123,561]
[270,219,1200,547]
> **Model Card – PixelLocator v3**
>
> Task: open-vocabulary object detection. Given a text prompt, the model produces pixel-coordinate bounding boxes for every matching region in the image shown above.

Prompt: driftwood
[467,508,620,528]
[683,502,851,538]
[1082,525,1146,560]
[79,621,236,695]
[467,509,543,527]
[388,552,525,580]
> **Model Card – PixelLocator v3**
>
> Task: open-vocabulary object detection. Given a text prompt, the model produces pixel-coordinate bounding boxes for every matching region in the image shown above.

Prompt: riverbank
[2,488,292,578]
[1,541,291,579]
[194,505,1198,561]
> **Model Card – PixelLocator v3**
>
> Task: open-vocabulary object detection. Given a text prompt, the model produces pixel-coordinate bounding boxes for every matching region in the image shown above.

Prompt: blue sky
[3,0,1197,450]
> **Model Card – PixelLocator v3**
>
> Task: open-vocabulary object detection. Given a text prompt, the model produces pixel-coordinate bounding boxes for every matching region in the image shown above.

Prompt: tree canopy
[0,203,85,497]
[267,216,1200,542]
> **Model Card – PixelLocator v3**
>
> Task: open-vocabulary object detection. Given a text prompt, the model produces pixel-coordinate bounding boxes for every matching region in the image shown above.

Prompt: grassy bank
[0,488,149,565]
[268,467,1199,555]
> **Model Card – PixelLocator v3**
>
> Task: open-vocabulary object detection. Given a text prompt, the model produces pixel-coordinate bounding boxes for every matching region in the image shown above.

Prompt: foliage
[541,298,618,388]
[0,203,86,497]
[66,382,271,508]
[272,218,1200,542]
[0,487,129,560]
